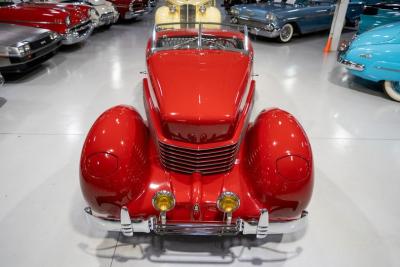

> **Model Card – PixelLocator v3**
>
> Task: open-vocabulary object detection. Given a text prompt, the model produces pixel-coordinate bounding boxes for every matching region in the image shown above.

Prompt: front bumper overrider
[62,21,94,45]
[84,207,308,239]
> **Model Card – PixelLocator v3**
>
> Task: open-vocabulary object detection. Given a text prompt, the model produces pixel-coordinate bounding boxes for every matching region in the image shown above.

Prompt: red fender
[80,105,149,218]
[245,108,313,220]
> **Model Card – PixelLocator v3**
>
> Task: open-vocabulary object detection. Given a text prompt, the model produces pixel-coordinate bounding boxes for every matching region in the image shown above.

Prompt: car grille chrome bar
[158,142,238,175]
[154,222,240,236]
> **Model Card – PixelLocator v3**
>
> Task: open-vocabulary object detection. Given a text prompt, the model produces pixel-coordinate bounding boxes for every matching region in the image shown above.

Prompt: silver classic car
[0,23,61,76]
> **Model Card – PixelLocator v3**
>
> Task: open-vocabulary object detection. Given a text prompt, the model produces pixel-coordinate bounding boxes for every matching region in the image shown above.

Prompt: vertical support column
[324,0,349,52]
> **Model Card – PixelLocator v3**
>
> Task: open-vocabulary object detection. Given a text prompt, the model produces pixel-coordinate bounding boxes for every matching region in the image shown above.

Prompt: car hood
[26,3,91,25]
[235,3,297,20]
[147,50,251,143]
[0,3,69,23]
[93,3,115,13]
[0,23,51,46]
[87,0,108,5]
[352,22,400,48]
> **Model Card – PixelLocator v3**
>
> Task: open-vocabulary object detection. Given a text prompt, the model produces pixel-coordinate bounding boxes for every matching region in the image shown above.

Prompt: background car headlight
[231,8,239,16]
[199,5,206,14]
[266,12,276,21]
[217,192,240,213]
[65,16,71,26]
[16,42,30,55]
[169,5,176,13]
[90,8,99,17]
[152,191,175,212]
[50,32,59,40]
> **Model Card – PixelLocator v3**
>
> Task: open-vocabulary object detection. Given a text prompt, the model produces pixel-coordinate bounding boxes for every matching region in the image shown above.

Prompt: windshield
[0,0,18,6]
[151,23,249,53]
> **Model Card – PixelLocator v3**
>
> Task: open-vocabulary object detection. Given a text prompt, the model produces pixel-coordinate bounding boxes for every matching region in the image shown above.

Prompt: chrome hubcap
[281,25,292,41]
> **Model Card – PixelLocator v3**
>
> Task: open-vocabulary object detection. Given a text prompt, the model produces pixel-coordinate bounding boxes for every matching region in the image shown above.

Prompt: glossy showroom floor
[1,10,400,267]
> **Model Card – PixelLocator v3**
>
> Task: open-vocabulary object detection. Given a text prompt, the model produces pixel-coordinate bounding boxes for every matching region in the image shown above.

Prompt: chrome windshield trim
[151,22,250,55]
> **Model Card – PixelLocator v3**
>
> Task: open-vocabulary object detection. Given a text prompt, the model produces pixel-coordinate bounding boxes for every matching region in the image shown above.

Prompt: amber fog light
[152,191,175,212]
[217,192,240,213]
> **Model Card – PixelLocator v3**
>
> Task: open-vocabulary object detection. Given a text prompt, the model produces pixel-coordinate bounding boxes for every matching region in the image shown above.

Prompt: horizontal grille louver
[158,142,238,175]
[30,35,52,51]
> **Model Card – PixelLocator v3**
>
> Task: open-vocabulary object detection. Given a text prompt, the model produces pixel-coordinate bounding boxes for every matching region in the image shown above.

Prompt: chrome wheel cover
[280,24,293,42]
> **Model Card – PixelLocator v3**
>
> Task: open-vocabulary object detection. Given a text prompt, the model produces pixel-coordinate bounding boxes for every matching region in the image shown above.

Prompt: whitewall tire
[384,81,400,102]
[279,23,294,43]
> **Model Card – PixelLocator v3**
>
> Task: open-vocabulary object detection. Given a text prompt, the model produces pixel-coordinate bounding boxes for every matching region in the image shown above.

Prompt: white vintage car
[155,0,221,26]
[34,0,119,28]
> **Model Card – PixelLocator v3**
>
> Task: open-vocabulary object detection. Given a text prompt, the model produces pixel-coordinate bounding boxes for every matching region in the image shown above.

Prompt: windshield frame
[150,22,250,55]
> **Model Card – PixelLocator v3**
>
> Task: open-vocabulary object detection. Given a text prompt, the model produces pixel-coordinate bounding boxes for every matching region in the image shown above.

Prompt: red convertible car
[0,0,94,45]
[107,0,149,20]
[81,23,313,238]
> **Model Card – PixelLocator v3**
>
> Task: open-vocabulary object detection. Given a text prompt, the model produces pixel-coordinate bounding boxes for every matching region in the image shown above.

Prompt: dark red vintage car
[81,23,313,238]
[0,0,94,45]
[108,0,149,20]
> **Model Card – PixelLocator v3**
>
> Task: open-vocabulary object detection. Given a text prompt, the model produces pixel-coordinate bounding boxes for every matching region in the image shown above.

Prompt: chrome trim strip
[0,20,63,25]
[151,22,250,55]
[375,66,400,73]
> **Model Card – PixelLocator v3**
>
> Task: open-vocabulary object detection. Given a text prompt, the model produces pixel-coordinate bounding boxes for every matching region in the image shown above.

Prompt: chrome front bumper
[84,207,308,239]
[231,17,281,38]
[338,57,365,71]
[62,21,94,45]
[337,37,364,72]
[124,8,150,19]
[97,12,119,27]
[248,27,280,38]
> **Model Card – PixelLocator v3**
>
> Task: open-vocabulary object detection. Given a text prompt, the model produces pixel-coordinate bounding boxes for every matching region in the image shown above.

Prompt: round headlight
[50,32,59,40]
[231,9,239,15]
[152,191,175,212]
[266,12,276,21]
[199,5,206,14]
[65,16,71,26]
[169,5,176,13]
[217,192,240,213]
[90,8,99,17]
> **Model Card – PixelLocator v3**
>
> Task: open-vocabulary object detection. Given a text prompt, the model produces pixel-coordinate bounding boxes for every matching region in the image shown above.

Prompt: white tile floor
[1,9,400,267]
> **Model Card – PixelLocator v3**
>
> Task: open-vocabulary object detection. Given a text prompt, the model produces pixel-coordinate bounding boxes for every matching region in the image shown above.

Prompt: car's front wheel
[279,23,294,43]
[384,81,400,102]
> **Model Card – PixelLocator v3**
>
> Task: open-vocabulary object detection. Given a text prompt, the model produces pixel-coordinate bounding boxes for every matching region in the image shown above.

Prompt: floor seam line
[110,232,121,267]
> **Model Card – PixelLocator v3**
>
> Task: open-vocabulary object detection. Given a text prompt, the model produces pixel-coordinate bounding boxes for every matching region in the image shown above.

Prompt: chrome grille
[30,35,52,51]
[158,142,238,175]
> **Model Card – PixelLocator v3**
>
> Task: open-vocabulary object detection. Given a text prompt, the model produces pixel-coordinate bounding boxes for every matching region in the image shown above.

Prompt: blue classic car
[231,0,365,42]
[359,1,400,33]
[338,22,400,101]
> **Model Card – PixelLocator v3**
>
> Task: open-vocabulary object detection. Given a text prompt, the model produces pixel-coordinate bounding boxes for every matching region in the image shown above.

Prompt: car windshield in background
[152,23,249,53]
[0,0,17,6]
